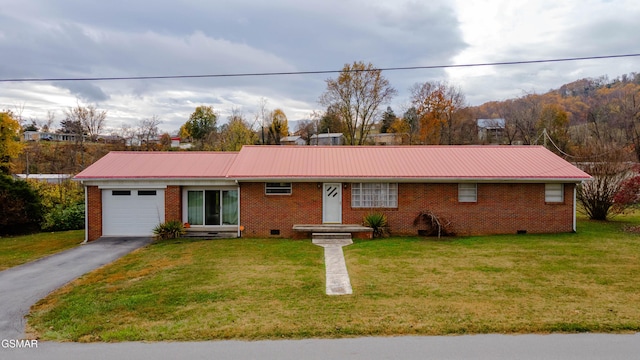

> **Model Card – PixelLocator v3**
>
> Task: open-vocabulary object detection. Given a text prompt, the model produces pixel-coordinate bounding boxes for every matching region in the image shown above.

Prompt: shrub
[41,203,85,231]
[363,212,389,238]
[413,210,454,238]
[0,175,42,235]
[153,220,186,240]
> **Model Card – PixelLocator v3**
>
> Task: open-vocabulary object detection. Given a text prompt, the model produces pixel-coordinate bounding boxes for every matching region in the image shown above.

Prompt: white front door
[323,183,342,223]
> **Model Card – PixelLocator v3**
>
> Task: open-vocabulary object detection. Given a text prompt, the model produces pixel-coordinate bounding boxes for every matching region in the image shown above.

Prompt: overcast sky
[1,0,639,134]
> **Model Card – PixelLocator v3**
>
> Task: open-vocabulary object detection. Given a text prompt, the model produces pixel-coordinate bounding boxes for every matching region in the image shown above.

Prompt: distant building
[477,118,506,144]
[310,133,345,145]
[280,136,306,146]
[14,174,72,184]
[22,131,82,142]
[366,133,408,146]
[171,137,181,148]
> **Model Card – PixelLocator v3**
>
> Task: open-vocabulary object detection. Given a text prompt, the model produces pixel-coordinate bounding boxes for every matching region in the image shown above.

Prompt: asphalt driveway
[0,237,152,339]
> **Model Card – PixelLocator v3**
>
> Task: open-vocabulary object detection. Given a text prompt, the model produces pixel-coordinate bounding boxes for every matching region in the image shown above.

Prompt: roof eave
[228,176,591,183]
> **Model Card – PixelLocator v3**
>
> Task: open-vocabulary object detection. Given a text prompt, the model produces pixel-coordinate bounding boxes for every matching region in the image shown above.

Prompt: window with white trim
[351,183,398,208]
[458,183,477,203]
[265,182,292,195]
[545,183,564,202]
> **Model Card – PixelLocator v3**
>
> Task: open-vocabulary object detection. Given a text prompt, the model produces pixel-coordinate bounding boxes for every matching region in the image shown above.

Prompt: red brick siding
[240,182,576,238]
[240,182,322,238]
[86,186,102,241]
[165,186,182,222]
[344,183,575,236]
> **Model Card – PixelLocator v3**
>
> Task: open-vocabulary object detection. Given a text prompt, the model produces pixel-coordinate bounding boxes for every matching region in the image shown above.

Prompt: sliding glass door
[187,189,238,226]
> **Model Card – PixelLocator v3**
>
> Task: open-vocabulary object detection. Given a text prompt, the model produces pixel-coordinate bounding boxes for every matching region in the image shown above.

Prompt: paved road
[1,334,639,360]
[0,237,152,339]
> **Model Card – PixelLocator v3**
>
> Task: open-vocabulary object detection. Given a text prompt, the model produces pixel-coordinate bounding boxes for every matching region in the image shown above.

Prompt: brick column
[165,186,182,222]
[86,186,102,241]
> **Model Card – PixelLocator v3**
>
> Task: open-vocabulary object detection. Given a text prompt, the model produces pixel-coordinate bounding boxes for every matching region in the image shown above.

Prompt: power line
[1,53,639,83]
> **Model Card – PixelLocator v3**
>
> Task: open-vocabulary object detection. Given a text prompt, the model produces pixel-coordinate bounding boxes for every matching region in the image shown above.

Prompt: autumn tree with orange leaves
[410,81,467,144]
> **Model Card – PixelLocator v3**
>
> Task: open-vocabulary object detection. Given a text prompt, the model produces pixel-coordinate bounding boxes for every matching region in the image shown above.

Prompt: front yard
[27,216,640,341]
[0,230,84,271]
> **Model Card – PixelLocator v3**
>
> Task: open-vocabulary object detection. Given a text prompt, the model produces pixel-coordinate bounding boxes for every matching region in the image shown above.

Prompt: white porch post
[573,184,577,232]
[82,184,88,243]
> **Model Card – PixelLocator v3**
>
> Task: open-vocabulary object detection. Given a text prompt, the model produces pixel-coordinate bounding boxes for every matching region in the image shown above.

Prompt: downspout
[82,184,88,244]
[236,181,241,238]
[573,183,577,233]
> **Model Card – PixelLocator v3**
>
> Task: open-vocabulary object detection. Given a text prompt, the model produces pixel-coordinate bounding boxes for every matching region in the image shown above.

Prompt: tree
[159,133,172,149]
[218,113,257,151]
[63,103,107,142]
[610,83,640,161]
[184,106,217,149]
[295,119,316,145]
[319,61,397,145]
[536,103,572,154]
[137,115,161,150]
[0,111,23,175]
[577,146,633,220]
[380,106,396,133]
[613,169,640,213]
[401,107,420,144]
[267,109,289,145]
[318,105,344,135]
[508,94,543,145]
[410,81,466,144]
[0,175,42,235]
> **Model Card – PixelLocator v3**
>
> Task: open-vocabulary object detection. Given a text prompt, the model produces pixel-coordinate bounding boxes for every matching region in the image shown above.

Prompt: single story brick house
[74,145,591,242]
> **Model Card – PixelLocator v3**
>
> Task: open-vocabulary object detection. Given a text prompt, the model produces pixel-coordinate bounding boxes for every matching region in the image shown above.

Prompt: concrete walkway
[0,237,152,339]
[312,237,353,295]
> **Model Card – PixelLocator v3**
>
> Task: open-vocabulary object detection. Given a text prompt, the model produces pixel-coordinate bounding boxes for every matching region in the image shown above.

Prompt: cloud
[56,82,110,102]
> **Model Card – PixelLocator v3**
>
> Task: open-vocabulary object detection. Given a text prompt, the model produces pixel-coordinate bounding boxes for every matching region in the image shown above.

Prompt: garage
[102,189,165,236]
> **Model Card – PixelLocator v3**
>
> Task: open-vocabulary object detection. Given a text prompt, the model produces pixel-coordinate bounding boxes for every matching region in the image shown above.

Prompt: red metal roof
[74,151,238,179]
[74,146,591,181]
[226,145,591,181]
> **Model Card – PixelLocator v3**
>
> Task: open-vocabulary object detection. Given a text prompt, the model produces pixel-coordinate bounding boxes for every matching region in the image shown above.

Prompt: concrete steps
[312,233,352,246]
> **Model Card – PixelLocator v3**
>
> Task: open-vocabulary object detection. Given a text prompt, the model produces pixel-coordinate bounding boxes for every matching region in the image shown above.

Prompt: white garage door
[102,189,165,236]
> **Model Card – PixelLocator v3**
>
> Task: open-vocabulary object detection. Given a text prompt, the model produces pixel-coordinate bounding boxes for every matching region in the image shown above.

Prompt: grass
[0,230,84,271]
[27,215,640,342]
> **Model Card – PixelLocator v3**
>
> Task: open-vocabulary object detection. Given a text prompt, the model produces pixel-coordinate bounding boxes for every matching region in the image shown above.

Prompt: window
[138,190,157,196]
[186,190,238,226]
[351,183,398,208]
[265,182,292,195]
[112,190,131,196]
[458,183,477,203]
[545,183,564,202]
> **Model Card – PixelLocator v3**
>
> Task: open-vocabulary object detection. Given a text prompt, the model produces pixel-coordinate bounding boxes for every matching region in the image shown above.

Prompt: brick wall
[240,182,576,238]
[165,186,182,222]
[344,183,575,236]
[86,186,102,241]
[240,182,323,238]
[86,182,576,240]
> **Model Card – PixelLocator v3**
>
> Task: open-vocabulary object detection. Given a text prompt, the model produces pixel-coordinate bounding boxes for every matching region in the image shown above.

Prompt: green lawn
[0,230,84,271]
[27,216,640,342]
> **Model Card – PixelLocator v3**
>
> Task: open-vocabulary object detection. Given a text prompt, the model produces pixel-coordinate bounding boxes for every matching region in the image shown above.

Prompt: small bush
[363,212,389,238]
[413,210,454,238]
[41,203,85,231]
[153,220,186,240]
